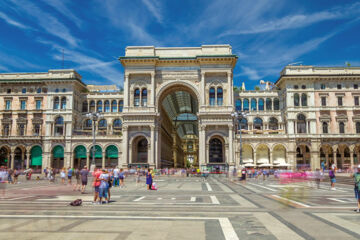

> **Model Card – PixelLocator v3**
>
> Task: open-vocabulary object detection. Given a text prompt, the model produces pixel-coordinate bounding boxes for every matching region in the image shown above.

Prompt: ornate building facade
[0,45,359,171]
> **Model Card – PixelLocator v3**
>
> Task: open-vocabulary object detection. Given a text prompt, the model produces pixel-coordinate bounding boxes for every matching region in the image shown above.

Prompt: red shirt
[92,170,101,187]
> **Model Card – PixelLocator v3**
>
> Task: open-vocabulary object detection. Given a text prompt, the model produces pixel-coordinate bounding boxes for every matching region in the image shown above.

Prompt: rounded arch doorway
[132,137,148,166]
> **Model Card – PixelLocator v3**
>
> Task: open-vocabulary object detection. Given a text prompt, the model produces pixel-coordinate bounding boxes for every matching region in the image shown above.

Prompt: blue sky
[0,0,359,89]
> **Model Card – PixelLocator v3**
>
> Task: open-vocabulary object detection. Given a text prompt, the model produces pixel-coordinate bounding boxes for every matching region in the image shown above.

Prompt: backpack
[70,199,82,206]
[329,170,335,178]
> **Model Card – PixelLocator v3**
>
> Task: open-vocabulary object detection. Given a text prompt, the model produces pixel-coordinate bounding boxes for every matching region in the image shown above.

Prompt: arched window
[37,88,41,94]
[104,100,110,112]
[89,100,95,112]
[113,119,122,129]
[301,93,307,106]
[217,87,223,106]
[141,88,147,106]
[235,99,242,111]
[239,118,248,130]
[356,122,360,134]
[339,122,345,133]
[209,87,215,106]
[274,98,280,110]
[297,114,306,133]
[53,97,59,110]
[251,99,257,111]
[266,98,272,110]
[84,119,92,129]
[258,98,264,111]
[243,99,249,111]
[54,116,64,136]
[111,100,117,112]
[134,88,140,107]
[269,117,278,130]
[253,117,263,130]
[97,100,103,112]
[61,97,66,109]
[82,101,88,112]
[22,88,27,94]
[294,94,300,106]
[119,100,124,112]
[98,119,107,129]
[322,122,328,134]
[187,141,193,152]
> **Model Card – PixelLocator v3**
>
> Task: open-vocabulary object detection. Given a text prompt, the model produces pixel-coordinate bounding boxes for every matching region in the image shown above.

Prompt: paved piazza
[0,176,359,240]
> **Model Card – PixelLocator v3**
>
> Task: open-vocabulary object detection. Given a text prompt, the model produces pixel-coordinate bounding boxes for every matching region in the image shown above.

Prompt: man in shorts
[67,167,73,184]
[92,168,102,204]
[80,166,89,194]
[353,165,360,213]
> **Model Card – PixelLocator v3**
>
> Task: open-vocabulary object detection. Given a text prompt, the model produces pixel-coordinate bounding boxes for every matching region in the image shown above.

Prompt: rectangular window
[20,100,26,110]
[5,100,11,110]
[19,124,25,136]
[34,124,40,136]
[321,97,326,106]
[337,84,342,89]
[338,97,343,106]
[355,96,359,106]
[36,100,42,110]
[354,84,358,89]
[320,84,326,89]
[3,124,10,136]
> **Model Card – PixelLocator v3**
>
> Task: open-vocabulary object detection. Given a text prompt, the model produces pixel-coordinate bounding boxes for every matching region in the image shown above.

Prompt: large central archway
[157,83,200,168]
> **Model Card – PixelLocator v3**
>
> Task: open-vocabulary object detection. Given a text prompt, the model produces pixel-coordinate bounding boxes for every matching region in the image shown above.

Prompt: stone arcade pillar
[199,125,206,168]
[228,124,234,166]
[26,153,30,169]
[150,125,155,168]
[122,126,129,168]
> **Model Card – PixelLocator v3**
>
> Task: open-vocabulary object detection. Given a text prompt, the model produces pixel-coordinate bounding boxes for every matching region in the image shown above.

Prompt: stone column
[227,71,232,106]
[228,125,234,165]
[151,73,155,107]
[124,74,129,109]
[201,72,205,106]
[150,125,155,167]
[128,143,132,166]
[269,150,273,168]
[86,152,90,168]
[333,149,337,168]
[102,152,105,169]
[26,153,30,169]
[10,152,15,170]
[122,126,129,167]
[198,125,206,167]
[350,150,354,169]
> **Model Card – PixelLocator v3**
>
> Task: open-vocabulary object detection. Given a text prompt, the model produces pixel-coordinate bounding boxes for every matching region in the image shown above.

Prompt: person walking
[113,166,120,187]
[73,168,81,191]
[60,168,66,185]
[67,167,73,185]
[353,165,360,213]
[329,167,336,190]
[0,166,8,197]
[119,168,125,188]
[92,168,102,204]
[146,169,153,190]
[99,169,110,204]
[80,166,89,194]
[314,168,322,189]
[7,168,13,184]
[135,169,141,186]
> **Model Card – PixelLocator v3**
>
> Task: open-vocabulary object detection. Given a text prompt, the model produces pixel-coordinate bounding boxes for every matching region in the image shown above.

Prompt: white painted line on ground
[205,182,213,192]
[0,214,239,240]
[8,196,35,200]
[328,198,347,203]
[171,197,176,200]
[254,213,303,240]
[214,180,233,193]
[314,213,360,235]
[133,196,145,202]
[157,197,162,200]
[210,195,220,205]
[190,197,196,202]
[219,217,239,240]
[248,183,277,192]
[271,194,311,208]
[319,186,348,192]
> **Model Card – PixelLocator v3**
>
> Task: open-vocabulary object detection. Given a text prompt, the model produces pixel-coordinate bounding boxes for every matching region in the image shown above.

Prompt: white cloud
[239,66,261,80]
[141,0,163,24]
[9,0,79,47]
[41,0,83,28]
[0,11,29,29]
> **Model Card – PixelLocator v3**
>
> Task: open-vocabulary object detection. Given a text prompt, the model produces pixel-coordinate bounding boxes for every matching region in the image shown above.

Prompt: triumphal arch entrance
[119,45,237,170]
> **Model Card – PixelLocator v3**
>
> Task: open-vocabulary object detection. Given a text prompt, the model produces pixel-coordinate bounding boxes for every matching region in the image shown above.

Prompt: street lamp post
[86,112,102,171]
[231,111,249,167]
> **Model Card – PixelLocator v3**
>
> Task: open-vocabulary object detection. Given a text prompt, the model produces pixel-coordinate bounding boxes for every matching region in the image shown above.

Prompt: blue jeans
[99,187,108,198]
